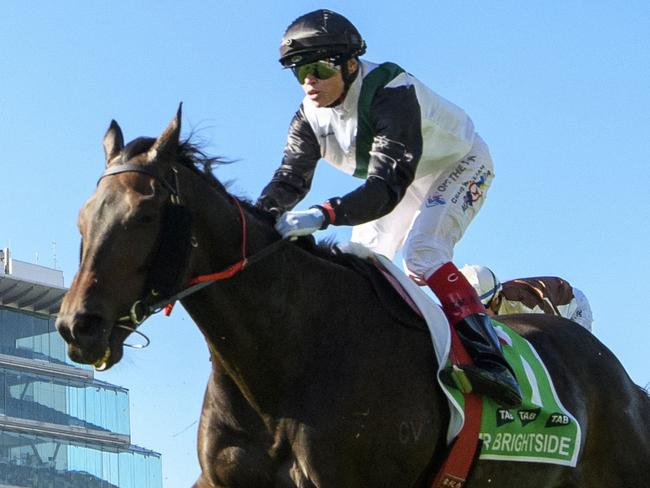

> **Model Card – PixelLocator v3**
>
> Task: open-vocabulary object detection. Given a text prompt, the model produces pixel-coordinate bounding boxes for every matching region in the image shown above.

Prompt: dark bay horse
[56,108,650,487]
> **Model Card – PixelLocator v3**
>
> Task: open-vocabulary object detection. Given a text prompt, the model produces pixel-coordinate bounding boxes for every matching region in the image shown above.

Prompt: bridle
[97,162,285,346]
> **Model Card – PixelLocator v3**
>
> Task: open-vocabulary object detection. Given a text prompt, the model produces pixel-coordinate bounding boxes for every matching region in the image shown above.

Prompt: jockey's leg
[402,136,521,408]
[426,262,522,408]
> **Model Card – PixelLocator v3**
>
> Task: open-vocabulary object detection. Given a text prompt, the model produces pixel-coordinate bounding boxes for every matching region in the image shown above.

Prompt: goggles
[292,59,341,84]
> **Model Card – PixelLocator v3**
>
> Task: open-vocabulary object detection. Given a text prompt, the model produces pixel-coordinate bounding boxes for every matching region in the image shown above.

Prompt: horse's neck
[180,190,358,412]
[178,175,306,407]
[183,242,333,413]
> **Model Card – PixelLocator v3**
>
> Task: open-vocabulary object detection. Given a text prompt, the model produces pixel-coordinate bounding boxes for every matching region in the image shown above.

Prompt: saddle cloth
[340,243,581,465]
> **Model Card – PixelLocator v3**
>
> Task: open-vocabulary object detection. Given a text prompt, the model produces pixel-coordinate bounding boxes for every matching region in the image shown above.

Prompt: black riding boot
[443,313,523,409]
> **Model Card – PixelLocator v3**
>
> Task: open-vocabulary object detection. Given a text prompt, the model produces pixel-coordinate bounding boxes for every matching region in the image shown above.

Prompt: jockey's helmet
[460,265,503,306]
[279,9,366,68]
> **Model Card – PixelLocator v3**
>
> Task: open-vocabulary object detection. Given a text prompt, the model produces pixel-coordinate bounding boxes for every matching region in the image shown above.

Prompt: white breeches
[351,135,494,279]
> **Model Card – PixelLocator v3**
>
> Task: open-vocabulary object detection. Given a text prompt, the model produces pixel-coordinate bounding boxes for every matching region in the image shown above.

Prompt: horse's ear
[103,120,124,166]
[148,103,182,164]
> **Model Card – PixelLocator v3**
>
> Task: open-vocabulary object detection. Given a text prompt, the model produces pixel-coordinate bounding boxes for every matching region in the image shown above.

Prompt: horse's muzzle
[55,311,120,368]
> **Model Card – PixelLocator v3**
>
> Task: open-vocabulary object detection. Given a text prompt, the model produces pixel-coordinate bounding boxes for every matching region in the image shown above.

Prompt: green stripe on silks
[354,62,405,178]
[444,321,581,466]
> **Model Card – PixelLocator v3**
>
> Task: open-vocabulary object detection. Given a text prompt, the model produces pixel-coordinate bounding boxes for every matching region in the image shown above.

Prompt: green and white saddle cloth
[354,249,582,467]
[445,322,582,466]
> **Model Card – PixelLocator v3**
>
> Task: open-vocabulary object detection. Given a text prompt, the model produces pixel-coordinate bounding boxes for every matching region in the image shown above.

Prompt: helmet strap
[326,56,360,108]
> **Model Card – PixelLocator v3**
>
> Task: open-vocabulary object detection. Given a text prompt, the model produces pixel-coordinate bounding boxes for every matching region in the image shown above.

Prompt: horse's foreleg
[196,366,277,487]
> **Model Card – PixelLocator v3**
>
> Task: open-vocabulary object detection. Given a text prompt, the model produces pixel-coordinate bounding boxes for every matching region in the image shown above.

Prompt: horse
[56,108,650,487]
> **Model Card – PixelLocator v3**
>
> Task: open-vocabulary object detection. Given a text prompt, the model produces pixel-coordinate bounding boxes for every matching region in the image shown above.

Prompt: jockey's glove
[275,208,326,239]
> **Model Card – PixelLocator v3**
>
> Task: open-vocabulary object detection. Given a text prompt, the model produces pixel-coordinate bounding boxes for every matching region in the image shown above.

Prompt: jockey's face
[300,59,357,108]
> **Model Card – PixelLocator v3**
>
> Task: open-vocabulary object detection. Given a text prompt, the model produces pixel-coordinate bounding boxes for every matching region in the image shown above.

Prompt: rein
[99,162,285,343]
[127,197,285,324]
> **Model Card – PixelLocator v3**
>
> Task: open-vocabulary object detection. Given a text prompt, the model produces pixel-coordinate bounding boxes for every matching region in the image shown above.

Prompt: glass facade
[0,307,83,368]
[0,301,162,488]
[0,430,162,488]
[0,368,130,436]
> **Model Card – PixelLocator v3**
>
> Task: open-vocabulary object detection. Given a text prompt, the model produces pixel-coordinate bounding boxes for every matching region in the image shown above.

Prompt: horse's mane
[176,139,383,269]
[122,136,359,269]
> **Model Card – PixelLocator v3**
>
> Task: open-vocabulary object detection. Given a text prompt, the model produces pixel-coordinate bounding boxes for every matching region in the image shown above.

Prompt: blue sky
[1,2,648,486]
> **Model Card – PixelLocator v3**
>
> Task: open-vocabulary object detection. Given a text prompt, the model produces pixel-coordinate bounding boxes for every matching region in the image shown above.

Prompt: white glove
[275,208,325,239]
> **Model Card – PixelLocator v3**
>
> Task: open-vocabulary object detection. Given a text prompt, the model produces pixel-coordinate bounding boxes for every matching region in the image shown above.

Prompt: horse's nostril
[56,319,74,343]
[70,312,106,341]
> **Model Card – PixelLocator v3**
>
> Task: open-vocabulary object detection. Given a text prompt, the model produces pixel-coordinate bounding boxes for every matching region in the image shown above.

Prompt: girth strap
[430,331,483,488]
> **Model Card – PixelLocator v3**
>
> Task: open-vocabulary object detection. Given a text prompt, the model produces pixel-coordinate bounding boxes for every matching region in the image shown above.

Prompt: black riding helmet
[279,9,367,68]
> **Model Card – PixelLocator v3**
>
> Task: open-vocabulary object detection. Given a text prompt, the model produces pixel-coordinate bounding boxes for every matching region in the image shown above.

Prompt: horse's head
[56,106,192,370]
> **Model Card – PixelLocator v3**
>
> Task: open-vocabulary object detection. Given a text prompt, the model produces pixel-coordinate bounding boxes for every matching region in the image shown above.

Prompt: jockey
[257,9,522,408]
[460,265,594,331]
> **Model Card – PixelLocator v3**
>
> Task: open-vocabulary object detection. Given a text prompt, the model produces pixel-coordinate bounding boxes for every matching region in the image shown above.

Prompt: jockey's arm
[257,107,320,216]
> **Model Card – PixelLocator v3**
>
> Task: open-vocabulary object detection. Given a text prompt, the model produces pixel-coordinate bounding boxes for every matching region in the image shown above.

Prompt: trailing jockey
[461,264,594,331]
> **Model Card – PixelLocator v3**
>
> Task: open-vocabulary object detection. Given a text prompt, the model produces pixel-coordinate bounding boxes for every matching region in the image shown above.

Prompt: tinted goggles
[292,59,341,84]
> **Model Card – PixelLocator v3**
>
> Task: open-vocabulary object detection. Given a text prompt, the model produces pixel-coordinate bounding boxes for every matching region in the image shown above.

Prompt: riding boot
[426,262,522,409]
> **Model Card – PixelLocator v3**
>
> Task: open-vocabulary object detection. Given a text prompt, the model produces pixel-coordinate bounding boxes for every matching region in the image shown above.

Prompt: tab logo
[518,408,541,426]
[546,412,572,428]
[496,408,515,427]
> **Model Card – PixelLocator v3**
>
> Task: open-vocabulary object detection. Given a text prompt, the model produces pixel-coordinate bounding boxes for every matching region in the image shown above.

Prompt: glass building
[0,248,162,488]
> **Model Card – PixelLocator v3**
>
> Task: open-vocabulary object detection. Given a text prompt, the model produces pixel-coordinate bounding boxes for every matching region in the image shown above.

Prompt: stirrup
[440,364,473,394]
